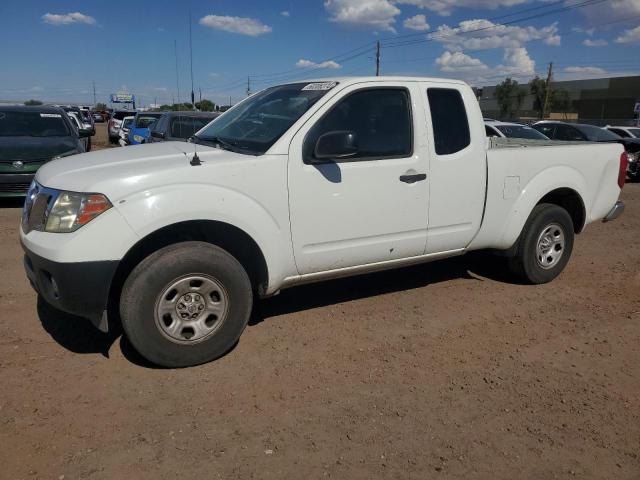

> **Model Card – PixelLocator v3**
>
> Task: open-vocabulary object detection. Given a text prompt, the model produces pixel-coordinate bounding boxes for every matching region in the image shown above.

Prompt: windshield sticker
[40,113,62,118]
[302,81,337,91]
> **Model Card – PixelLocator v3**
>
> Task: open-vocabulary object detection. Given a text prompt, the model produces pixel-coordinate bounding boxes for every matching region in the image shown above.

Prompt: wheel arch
[107,220,269,321]
[537,187,586,233]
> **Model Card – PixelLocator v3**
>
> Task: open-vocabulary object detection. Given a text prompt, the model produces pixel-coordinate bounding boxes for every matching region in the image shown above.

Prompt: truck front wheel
[120,241,253,367]
[508,203,574,284]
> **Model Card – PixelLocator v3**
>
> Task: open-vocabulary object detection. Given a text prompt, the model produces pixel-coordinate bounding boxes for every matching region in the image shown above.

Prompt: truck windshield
[496,124,549,140]
[196,82,337,155]
[0,111,70,137]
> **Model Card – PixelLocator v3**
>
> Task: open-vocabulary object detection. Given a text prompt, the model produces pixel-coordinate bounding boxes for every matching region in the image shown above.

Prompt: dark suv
[0,106,90,197]
[148,111,220,143]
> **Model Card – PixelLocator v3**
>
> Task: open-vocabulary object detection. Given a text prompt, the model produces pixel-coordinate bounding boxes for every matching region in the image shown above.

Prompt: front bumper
[603,201,625,222]
[22,242,118,332]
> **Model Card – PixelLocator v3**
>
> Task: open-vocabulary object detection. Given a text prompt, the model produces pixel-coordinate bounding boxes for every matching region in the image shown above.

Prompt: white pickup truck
[20,77,627,367]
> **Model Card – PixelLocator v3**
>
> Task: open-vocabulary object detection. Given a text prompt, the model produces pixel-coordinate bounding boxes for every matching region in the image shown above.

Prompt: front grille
[22,183,59,234]
[2,182,31,193]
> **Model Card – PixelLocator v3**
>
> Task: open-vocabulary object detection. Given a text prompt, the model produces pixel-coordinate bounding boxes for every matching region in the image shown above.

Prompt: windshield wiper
[192,135,238,152]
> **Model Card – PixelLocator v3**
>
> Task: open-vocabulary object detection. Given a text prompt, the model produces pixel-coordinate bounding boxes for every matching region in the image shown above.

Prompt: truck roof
[281,76,469,86]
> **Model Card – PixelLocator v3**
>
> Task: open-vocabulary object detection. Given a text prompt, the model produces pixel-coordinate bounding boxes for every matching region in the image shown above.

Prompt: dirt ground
[0,124,639,479]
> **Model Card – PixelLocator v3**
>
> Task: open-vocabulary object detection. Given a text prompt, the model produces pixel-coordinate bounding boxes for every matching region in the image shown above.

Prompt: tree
[529,76,547,119]
[195,99,215,111]
[24,99,43,106]
[494,78,525,120]
[95,102,107,110]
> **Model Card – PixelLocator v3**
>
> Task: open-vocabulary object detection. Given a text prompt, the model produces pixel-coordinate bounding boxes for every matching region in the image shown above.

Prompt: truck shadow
[36,251,520,368]
[249,251,518,326]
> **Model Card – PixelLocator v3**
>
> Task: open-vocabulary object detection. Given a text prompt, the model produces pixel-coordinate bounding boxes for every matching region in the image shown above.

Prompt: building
[476,75,640,125]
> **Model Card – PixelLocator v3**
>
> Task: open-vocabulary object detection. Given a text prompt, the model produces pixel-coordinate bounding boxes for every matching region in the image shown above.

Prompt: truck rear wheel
[508,203,574,284]
[120,241,253,367]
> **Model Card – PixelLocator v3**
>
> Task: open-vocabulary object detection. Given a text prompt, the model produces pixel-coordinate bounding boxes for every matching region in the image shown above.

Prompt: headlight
[53,149,78,160]
[133,135,144,143]
[44,191,112,233]
[627,151,638,163]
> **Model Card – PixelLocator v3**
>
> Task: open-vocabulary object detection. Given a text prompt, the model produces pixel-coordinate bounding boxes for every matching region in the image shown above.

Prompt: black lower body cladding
[22,242,118,332]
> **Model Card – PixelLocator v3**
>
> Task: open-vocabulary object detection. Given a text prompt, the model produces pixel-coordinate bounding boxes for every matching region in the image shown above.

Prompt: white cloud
[42,12,96,26]
[403,14,430,31]
[543,35,561,46]
[296,59,342,69]
[435,51,488,71]
[394,0,528,17]
[583,38,608,47]
[496,47,535,77]
[572,26,595,36]
[199,15,272,36]
[429,19,560,51]
[281,11,290,17]
[563,66,607,75]
[324,0,401,32]
[615,26,640,44]
[209,72,220,77]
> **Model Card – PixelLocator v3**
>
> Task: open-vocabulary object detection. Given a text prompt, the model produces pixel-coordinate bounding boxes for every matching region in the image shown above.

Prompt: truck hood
[35,141,254,200]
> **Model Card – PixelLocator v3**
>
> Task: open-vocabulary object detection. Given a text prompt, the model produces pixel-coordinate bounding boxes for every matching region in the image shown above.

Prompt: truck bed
[488,137,587,149]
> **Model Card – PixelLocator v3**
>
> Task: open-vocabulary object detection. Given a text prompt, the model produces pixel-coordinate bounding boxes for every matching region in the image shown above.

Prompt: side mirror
[313,130,358,161]
[78,128,92,138]
[151,130,165,139]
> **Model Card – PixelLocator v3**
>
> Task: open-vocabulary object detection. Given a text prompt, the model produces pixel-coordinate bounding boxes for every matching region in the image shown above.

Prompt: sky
[1,0,639,106]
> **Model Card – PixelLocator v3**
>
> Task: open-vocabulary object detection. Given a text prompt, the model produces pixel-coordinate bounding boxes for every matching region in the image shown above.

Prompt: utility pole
[375,41,380,76]
[229,95,232,108]
[92,81,96,106]
[188,10,195,109]
[542,61,553,119]
[174,40,180,105]
[246,76,251,97]
[199,87,202,104]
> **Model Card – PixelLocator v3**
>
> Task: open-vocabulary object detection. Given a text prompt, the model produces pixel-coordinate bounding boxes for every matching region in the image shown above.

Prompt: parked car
[605,125,640,139]
[0,106,88,196]
[65,111,90,151]
[92,112,105,123]
[22,77,626,367]
[108,110,137,144]
[485,121,549,140]
[118,116,135,147]
[148,111,220,143]
[128,112,164,145]
[532,121,640,180]
[79,108,96,135]
[62,107,93,152]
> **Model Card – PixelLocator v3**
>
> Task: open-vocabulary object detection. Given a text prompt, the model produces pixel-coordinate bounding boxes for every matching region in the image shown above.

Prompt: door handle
[399,173,427,184]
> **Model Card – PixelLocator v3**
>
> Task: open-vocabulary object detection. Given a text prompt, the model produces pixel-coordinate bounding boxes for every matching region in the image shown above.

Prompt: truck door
[420,84,487,253]
[288,83,430,274]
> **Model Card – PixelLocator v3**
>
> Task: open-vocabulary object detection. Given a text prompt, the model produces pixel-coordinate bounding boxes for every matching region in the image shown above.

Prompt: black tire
[508,203,574,284]
[628,172,640,183]
[86,136,92,152]
[120,241,253,367]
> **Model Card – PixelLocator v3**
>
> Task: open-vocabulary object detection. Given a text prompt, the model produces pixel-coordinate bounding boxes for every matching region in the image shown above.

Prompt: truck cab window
[304,88,412,162]
[427,88,470,155]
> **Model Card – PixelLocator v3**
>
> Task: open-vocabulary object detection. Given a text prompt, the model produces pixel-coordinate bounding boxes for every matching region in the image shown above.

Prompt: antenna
[174,39,180,105]
[189,9,195,110]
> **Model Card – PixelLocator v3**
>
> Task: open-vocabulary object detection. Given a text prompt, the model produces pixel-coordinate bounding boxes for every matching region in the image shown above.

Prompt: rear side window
[427,88,470,155]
